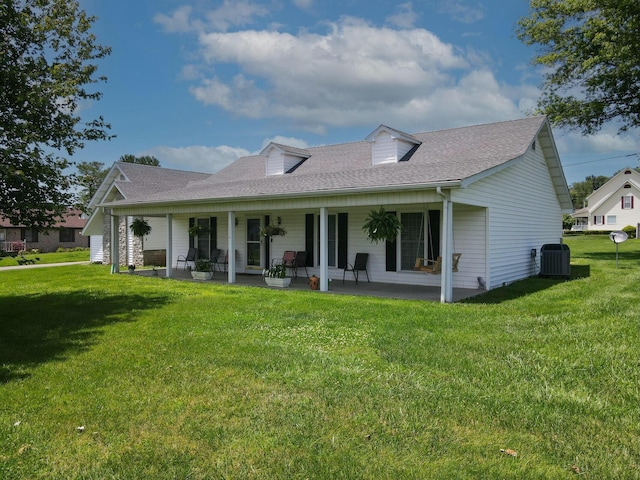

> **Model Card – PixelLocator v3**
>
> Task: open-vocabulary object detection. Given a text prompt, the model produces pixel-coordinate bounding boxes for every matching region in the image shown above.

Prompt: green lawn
[0,249,89,267]
[0,236,638,479]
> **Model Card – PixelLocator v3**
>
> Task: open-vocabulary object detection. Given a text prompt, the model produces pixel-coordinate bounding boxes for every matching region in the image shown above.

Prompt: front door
[246,218,261,267]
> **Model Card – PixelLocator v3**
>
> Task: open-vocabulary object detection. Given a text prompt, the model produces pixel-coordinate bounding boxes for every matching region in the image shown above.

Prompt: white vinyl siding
[265,150,303,176]
[371,131,415,165]
[90,235,103,262]
[453,144,562,289]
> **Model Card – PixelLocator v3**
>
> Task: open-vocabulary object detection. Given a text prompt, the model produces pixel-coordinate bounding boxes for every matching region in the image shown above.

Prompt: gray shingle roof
[113,162,211,199]
[105,116,549,206]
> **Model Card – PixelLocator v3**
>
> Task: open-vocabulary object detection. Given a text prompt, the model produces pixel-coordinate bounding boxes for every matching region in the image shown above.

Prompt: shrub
[622,225,636,239]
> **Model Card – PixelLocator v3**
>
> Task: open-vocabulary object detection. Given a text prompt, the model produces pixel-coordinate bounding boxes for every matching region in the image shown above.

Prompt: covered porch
[129,268,482,302]
[107,188,488,303]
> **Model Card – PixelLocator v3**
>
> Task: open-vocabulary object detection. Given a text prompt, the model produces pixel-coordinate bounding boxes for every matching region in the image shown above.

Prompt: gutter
[98,180,463,210]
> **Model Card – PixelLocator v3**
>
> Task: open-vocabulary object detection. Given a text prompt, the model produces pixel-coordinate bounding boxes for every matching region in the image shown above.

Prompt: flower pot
[309,275,319,290]
[191,271,213,280]
[264,277,291,288]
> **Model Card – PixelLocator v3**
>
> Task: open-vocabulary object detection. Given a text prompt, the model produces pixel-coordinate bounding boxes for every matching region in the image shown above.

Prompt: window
[607,215,617,225]
[315,213,348,268]
[593,215,604,226]
[622,195,634,209]
[22,228,38,242]
[400,213,425,270]
[0,229,5,242]
[59,228,74,242]
[196,218,210,259]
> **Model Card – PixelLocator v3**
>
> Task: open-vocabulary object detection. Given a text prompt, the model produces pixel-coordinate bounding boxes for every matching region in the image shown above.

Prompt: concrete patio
[129,268,482,302]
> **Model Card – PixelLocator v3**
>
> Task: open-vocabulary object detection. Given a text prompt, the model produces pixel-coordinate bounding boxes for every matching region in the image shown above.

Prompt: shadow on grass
[462,264,591,305]
[0,290,170,383]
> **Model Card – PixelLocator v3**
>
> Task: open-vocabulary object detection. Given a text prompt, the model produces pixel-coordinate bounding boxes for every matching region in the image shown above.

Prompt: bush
[622,225,636,239]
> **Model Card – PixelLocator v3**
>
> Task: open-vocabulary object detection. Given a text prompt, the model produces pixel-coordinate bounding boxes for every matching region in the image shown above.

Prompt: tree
[570,174,610,208]
[119,154,161,167]
[0,0,111,230]
[517,0,640,135]
[75,161,108,214]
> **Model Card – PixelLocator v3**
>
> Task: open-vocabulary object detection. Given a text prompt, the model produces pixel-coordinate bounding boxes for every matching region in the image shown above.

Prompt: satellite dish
[609,231,628,244]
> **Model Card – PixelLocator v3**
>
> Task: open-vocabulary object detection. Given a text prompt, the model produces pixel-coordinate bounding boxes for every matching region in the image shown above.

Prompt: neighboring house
[571,168,640,232]
[0,209,88,253]
[84,116,572,302]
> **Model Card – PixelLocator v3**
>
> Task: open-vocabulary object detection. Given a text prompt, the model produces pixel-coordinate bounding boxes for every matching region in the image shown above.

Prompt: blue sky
[75,0,640,185]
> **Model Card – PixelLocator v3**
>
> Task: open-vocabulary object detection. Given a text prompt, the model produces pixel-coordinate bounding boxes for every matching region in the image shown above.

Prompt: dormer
[260,143,311,176]
[365,125,421,165]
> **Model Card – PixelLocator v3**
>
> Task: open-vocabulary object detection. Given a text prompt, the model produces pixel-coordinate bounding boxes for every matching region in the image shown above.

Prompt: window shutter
[305,214,314,266]
[337,213,348,269]
[209,217,217,252]
[188,218,195,248]
[385,211,397,271]
[632,196,635,208]
[622,197,625,209]
[428,210,441,260]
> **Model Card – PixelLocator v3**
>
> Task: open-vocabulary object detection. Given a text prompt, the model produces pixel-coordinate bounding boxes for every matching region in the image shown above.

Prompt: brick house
[0,209,88,253]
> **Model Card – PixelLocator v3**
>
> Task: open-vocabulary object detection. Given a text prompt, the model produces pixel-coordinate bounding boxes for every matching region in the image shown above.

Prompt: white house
[571,167,640,232]
[83,116,572,302]
[82,163,210,264]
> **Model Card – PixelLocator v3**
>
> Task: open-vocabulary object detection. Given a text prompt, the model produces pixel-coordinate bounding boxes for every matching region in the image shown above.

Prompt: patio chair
[343,253,369,284]
[217,250,228,272]
[176,247,196,270]
[210,248,222,272]
[282,250,296,277]
[294,251,309,278]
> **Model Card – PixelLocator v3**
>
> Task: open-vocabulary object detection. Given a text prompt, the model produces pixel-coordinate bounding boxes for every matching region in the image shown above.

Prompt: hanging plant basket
[129,218,152,239]
[362,207,401,244]
[188,224,209,237]
[260,224,287,238]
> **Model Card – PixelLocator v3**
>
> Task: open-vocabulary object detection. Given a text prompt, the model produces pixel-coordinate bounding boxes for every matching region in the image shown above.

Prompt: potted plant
[362,206,401,244]
[260,224,287,241]
[263,262,291,287]
[191,259,213,280]
[130,218,152,239]
[188,223,209,238]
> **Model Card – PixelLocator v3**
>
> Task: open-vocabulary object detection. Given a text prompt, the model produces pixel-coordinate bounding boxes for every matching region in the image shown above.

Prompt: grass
[0,249,89,267]
[0,236,638,479]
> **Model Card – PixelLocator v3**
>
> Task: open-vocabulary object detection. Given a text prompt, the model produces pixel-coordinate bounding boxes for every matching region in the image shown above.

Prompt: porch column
[110,214,120,274]
[439,190,453,303]
[319,207,329,291]
[227,211,236,284]
[165,213,173,278]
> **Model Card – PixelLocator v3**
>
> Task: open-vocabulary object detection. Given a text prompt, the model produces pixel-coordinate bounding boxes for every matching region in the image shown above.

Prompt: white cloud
[556,128,640,156]
[438,1,486,24]
[189,17,486,130]
[292,0,313,10]
[154,1,269,33]
[262,136,310,150]
[142,145,251,173]
[158,9,541,134]
[386,3,419,29]
[154,6,198,33]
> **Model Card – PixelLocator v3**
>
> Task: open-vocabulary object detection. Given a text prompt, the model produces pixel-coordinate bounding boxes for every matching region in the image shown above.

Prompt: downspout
[436,187,453,303]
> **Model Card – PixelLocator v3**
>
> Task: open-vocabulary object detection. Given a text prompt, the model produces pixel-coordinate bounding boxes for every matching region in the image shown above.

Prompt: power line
[563,152,640,167]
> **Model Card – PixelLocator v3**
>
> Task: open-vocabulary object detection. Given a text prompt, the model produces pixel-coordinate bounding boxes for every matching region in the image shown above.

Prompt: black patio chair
[343,253,369,284]
[210,248,222,272]
[294,251,309,278]
[176,247,196,270]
